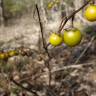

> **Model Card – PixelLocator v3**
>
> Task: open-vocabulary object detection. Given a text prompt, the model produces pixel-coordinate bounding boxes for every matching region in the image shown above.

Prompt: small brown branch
[35,4,50,57]
[71,13,75,28]
[19,60,96,82]
[51,61,96,73]
[35,4,46,49]
[91,0,95,4]
[58,16,67,31]
[36,4,52,86]
[74,36,95,64]
[10,78,39,96]
[58,0,93,33]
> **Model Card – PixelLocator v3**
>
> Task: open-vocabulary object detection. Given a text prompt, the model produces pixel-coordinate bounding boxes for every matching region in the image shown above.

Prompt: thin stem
[58,0,93,33]
[11,78,39,96]
[35,4,46,49]
[58,16,67,32]
[35,4,50,56]
[91,0,95,4]
[74,36,95,64]
[71,14,75,28]
[36,4,52,86]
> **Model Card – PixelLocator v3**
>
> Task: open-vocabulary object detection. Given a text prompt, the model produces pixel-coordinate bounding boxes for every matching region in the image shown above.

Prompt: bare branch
[74,36,96,64]
[35,4,52,86]
[58,0,93,33]
[10,78,39,96]
[35,4,46,49]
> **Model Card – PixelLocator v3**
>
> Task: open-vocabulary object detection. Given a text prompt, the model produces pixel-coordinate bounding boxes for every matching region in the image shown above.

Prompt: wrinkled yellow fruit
[84,5,96,21]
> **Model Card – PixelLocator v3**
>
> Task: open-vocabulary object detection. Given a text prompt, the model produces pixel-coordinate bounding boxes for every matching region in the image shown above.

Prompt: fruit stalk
[58,0,93,33]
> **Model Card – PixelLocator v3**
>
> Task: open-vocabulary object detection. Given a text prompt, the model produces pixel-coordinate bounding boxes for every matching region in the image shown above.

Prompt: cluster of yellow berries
[47,0,60,10]
[49,4,96,47]
[0,47,31,60]
[0,50,18,60]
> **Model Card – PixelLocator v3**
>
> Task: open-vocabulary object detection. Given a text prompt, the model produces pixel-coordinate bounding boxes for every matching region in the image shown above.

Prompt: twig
[71,13,75,28]
[35,4,52,86]
[58,0,93,33]
[92,0,95,4]
[45,86,57,96]
[51,61,96,73]
[10,78,39,96]
[74,36,95,64]
[35,4,46,50]
[19,60,96,83]
[58,16,67,31]
[35,4,50,57]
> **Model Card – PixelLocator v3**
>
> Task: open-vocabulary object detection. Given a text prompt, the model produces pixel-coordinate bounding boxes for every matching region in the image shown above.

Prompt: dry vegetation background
[0,0,96,96]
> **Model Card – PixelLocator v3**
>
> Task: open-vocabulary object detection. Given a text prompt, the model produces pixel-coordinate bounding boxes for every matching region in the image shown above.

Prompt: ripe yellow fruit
[55,0,60,4]
[49,33,63,46]
[8,50,18,57]
[0,53,5,60]
[47,0,60,10]
[63,29,82,47]
[84,5,96,21]
[47,2,54,10]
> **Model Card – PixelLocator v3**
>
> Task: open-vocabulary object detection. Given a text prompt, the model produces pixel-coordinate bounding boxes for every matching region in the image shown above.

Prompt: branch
[74,36,95,64]
[35,4,46,49]
[58,0,93,33]
[35,4,52,86]
[51,61,96,73]
[10,78,39,96]
[35,4,50,57]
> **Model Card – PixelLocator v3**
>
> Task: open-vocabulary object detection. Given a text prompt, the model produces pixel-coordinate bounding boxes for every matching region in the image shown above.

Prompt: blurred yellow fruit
[55,0,60,4]
[47,2,54,10]
[0,53,5,60]
[8,50,18,57]
[47,0,60,10]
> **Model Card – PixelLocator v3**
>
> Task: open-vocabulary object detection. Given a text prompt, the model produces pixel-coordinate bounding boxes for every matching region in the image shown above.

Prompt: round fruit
[55,0,60,3]
[47,2,54,10]
[84,5,96,21]
[0,53,5,60]
[8,50,18,57]
[63,29,82,47]
[49,33,63,46]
